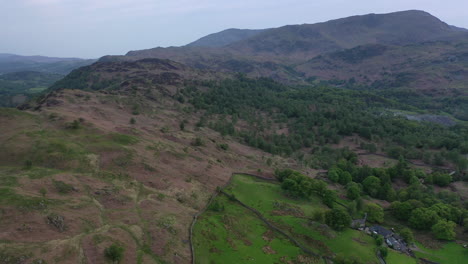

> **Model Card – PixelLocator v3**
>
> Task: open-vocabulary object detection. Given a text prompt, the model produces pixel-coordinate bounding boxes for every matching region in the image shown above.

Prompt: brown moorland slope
[0,58,311,264]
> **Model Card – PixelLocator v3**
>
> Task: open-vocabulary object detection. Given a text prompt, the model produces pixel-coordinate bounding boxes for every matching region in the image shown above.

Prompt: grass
[193,195,308,264]
[386,250,417,264]
[413,242,468,264]
[110,133,139,145]
[224,174,379,262]
[0,188,53,210]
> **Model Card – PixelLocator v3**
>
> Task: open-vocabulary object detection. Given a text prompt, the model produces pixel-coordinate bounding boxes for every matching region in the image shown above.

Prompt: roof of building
[370,225,393,237]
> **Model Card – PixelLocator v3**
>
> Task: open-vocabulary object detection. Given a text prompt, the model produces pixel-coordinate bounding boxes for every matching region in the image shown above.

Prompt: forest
[183,76,468,174]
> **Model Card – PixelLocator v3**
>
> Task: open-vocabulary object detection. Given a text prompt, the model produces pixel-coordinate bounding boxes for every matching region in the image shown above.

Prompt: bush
[375,235,383,246]
[192,137,204,147]
[208,200,225,212]
[217,143,229,151]
[105,244,124,263]
[378,246,388,258]
[52,180,74,194]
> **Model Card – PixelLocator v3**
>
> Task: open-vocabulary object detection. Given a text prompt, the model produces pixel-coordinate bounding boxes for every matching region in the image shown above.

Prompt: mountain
[186,28,267,47]
[125,10,468,62]
[226,10,466,59]
[104,10,468,90]
[0,53,96,75]
[296,38,468,95]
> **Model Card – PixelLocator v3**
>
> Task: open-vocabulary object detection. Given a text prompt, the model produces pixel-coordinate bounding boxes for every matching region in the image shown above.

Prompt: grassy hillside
[194,174,424,264]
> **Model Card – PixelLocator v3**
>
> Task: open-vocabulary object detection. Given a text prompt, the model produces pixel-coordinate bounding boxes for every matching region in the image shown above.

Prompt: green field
[192,195,313,264]
[193,174,464,264]
[223,174,379,262]
[413,242,468,264]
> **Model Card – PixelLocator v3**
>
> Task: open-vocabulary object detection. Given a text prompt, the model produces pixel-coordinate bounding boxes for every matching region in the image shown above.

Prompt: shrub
[192,137,204,147]
[104,244,124,263]
[52,180,74,194]
[375,235,383,246]
[218,143,229,151]
[208,200,225,212]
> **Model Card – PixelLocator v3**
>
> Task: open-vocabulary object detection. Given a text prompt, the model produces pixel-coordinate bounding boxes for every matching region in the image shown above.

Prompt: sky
[2,0,468,58]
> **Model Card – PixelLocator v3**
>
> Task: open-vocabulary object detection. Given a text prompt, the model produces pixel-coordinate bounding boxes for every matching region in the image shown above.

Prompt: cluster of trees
[0,71,63,107]
[326,157,467,240]
[185,76,467,171]
[275,169,337,208]
[391,201,464,240]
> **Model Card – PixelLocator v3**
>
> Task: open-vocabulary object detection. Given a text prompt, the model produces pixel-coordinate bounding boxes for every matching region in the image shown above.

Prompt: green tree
[432,173,452,187]
[105,244,124,263]
[378,246,388,258]
[327,168,340,183]
[339,171,353,185]
[375,235,384,246]
[346,183,361,200]
[325,208,351,231]
[362,176,381,197]
[399,228,414,244]
[322,189,337,208]
[431,220,456,240]
[391,201,413,221]
[409,208,440,230]
[365,203,384,223]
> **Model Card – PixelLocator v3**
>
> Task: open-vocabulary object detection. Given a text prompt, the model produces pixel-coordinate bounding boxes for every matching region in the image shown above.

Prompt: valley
[0,9,467,264]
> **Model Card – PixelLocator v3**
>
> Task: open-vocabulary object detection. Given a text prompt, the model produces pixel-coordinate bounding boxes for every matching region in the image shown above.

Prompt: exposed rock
[47,214,66,232]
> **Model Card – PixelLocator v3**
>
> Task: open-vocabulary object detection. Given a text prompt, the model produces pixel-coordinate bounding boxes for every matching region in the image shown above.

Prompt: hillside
[2,52,468,263]
[297,39,468,94]
[186,28,267,47]
[1,9,468,264]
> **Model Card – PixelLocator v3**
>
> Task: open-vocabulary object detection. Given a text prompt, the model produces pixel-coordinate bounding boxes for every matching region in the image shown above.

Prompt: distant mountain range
[95,10,468,95]
[0,53,96,75]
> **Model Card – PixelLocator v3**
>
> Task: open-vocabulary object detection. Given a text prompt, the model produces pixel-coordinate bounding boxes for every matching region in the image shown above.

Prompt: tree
[129,118,136,124]
[432,173,452,187]
[105,244,124,263]
[391,201,413,221]
[375,235,384,246]
[339,171,352,185]
[409,208,440,230]
[346,183,360,200]
[362,176,381,197]
[327,168,340,183]
[325,208,351,231]
[399,228,414,244]
[378,246,388,258]
[365,203,384,223]
[322,190,337,208]
[431,220,456,240]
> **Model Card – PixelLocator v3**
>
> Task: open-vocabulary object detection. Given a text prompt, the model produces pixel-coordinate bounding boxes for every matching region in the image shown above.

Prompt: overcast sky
[2,0,468,58]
